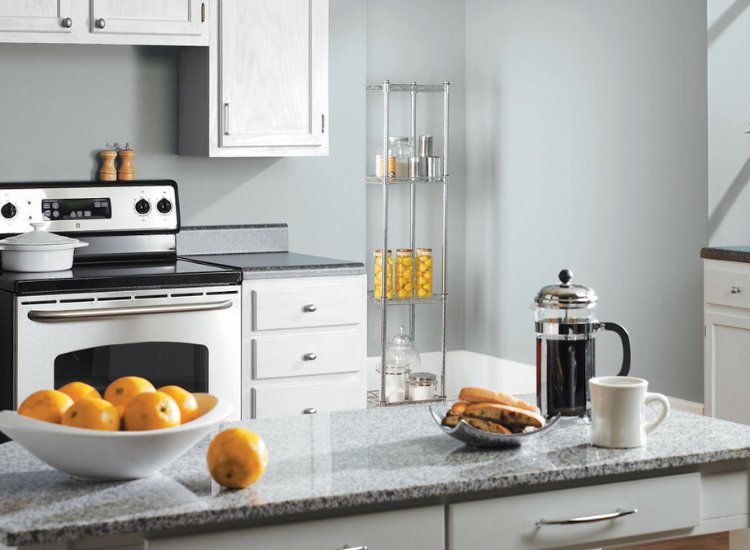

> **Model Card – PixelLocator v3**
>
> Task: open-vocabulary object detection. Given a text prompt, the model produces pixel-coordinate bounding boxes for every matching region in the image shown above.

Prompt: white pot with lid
[0,222,89,272]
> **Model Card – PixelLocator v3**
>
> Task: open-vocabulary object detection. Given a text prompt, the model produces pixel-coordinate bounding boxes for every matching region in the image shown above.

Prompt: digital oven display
[42,198,112,221]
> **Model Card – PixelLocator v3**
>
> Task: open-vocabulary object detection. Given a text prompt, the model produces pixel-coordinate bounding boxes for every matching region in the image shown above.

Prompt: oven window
[54,342,209,394]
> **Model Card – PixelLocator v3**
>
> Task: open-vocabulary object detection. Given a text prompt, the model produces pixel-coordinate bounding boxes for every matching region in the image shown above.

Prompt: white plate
[0,393,231,480]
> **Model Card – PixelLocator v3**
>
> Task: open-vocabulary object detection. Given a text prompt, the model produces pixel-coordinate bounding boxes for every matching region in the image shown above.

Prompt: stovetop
[0,259,242,295]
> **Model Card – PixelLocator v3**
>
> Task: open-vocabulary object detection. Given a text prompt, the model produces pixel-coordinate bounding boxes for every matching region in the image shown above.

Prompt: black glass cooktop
[0,259,242,295]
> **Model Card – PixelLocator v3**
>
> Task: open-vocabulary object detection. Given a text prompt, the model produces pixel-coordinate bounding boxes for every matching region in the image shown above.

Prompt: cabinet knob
[731,286,742,294]
[303,304,317,312]
[61,17,73,28]
[303,407,317,415]
[304,352,317,361]
[95,18,106,29]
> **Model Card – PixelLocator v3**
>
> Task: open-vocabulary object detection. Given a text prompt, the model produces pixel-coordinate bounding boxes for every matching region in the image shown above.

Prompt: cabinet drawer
[252,331,361,380]
[253,283,361,331]
[252,380,364,419]
[448,473,700,549]
[148,506,444,550]
[705,268,750,308]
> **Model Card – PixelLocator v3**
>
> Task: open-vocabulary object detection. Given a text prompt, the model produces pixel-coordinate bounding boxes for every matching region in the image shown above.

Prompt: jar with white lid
[376,361,408,403]
[406,372,437,401]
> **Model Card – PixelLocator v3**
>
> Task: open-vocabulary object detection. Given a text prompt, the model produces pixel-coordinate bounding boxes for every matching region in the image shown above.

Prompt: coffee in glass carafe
[534,269,631,417]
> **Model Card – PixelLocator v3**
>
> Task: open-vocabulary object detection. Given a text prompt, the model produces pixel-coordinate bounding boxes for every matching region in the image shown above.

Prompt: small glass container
[373,249,393,299]
[377,361,408,403]
[406,372,437,401]
[395,248,414,298]
[375,137,413,178]
[416,248,433,298]
[389,325,421,375]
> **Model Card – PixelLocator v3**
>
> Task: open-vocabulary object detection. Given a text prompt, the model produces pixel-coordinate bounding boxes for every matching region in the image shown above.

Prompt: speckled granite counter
[701,246,750,263]
[3,405,750,547]
[183,252,365,279]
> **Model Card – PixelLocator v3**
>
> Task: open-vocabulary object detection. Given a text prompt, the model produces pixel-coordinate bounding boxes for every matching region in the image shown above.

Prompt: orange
[58,381,102,403]
[103,376,155,410]
[61,397,120,431]
[122,391,181,431]
[157,385,199,424]
[18,390,74,424]
[207,428,269,489]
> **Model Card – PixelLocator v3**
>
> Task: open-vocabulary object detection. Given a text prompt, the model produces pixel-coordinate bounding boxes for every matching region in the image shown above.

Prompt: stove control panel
[0,181,178,235]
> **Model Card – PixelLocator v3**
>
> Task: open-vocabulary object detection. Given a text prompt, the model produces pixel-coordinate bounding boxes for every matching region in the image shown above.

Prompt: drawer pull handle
[303,407,317,415]
[731,286,742,294]
[536,508,637,526]
[304,352,317,361]
[303,304,317,312]
[339,546,367,550]
[61,17,73,28]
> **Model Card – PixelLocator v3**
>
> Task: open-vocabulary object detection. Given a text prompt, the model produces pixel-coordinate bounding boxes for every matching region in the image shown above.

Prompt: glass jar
[389,325,421,375]
[376,361,408,403]
[416,248,433,298]
[375,137,413,178]
[395,248,414,298]
[406,372,437,401]
[373,249,393,299]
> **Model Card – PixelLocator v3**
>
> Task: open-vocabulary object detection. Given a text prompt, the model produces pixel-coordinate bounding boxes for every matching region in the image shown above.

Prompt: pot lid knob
[559,269,573,286]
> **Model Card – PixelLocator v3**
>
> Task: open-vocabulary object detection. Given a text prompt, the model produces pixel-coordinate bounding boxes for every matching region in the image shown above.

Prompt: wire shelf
[367,390,446,408]
[367,291,446,306]
[366,176,447,185]
[366,83,447,93]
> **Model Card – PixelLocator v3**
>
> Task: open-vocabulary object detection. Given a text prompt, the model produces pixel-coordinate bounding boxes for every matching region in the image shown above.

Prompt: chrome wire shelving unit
[367,80,450,407]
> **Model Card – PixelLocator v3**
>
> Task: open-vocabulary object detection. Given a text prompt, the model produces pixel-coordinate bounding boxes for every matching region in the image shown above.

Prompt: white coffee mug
[589,376,670,448]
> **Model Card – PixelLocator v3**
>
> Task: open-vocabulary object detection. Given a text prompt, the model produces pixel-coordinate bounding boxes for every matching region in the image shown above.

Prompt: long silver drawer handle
[28,300,232,322]
[731,286,742,294]
[339,546,367,550]
[536,508,637,526]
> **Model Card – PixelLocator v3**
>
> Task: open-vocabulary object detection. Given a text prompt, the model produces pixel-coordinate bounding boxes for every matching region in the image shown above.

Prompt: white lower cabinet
[448,473,700,550]
[147,506,444,550]
[704,259,750,423]
[242,274,367,419]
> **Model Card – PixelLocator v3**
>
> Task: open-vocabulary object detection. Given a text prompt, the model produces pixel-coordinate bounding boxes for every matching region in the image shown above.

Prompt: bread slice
[463,402,545,429]
[442,414,461,427]
[449,400,468,416]
[462,417,512,435]
[459,386,541,415]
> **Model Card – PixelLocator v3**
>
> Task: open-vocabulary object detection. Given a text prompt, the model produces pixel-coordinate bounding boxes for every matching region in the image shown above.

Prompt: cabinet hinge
[201,3,206,22]
[321,114,325,134]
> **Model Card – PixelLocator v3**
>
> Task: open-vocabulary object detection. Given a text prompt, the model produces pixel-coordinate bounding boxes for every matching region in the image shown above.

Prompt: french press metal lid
[534,269,597,309]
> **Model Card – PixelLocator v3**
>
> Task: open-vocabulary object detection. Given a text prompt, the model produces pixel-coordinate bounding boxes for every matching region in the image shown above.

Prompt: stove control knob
[1,202,17,219]
[135,199,151,215]
[156,198,172,214]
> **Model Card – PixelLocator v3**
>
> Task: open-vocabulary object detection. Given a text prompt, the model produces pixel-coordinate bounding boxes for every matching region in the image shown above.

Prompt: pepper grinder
[118,143,136,181]
[99,149,117,181]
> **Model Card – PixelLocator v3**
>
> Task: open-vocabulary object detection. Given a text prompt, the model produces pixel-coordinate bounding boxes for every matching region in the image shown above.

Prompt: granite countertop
[3,405,750,546]
[701,246,750,263]
[182,252,365,279]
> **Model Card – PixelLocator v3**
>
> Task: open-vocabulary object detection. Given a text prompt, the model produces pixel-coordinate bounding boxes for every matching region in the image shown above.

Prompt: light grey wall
[0,0,366,263]
[365,0,466,356]
[463,0,708,401]
[708,0,750,246]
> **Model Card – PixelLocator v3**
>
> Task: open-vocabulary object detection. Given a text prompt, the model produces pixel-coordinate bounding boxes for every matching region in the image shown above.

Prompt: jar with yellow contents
[373,249,393,299]
[395,248,414,299]
[415,248,433,298]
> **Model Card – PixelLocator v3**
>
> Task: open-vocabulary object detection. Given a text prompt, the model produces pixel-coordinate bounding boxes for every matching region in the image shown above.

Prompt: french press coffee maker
[534,269,631,417]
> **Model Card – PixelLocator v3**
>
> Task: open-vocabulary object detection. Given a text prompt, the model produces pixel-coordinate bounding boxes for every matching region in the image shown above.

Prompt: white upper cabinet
[0,0,73,34]
[90,0,204,38]
[178,0,329,157]
[0,0,208,45]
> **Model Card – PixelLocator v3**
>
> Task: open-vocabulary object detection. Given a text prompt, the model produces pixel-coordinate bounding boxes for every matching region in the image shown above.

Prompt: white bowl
[0,394,231,481]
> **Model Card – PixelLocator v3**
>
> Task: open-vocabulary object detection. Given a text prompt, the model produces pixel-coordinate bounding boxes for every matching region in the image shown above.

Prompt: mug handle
[601,322,631,376]
[644,392,670,434]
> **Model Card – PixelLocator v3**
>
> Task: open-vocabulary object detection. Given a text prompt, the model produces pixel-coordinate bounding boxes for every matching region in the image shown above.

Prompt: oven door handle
[27,300,233,322]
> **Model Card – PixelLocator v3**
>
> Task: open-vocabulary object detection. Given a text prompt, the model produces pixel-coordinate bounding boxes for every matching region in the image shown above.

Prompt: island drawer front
[252,282,362,331]
[252,379,364,418]
[705,268,750,308]
[448,473,700,549]
[148,506,444,550]
[252,330,362,379]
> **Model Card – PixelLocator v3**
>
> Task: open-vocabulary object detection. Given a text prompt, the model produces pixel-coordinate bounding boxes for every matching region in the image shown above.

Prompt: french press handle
[600,322,631,376]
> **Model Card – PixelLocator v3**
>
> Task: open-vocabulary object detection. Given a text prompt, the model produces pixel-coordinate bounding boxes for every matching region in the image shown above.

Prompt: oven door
[15,285,241,420]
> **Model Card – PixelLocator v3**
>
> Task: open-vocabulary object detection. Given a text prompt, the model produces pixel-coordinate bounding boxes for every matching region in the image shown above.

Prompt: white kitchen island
[2,402,750,550]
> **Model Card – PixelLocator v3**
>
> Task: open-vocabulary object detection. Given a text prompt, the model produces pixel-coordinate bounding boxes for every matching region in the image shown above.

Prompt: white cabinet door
[149,506,444,550]
[90,0,204,37]
[0,0,73,33]
[218,0,328,154]
[705,310,750,423]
